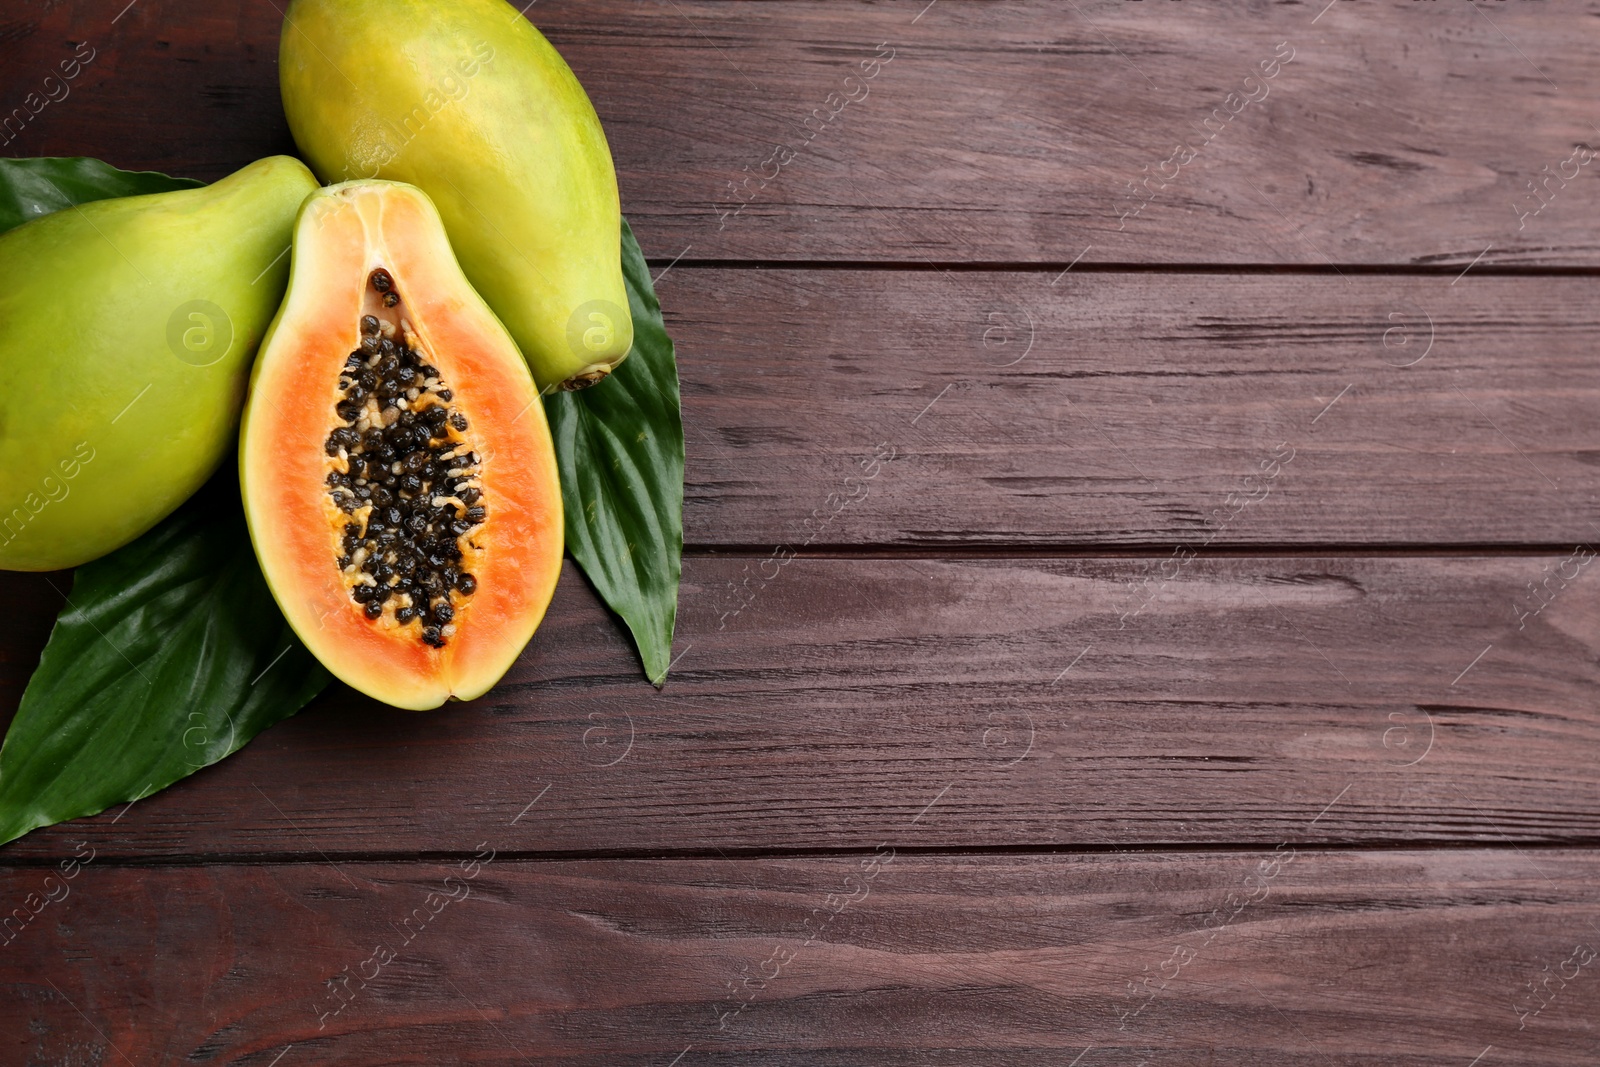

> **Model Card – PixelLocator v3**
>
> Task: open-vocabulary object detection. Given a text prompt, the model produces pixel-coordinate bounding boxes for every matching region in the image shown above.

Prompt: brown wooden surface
[5,850,1599,1064]
[3,553,1598,859]
[670,270,1600,547]
[4,0,1599,1063]
[5,1,1600,266]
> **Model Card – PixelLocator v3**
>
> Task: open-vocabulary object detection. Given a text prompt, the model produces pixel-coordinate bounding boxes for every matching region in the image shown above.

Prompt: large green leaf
[0,476,330,847]
[0,158,327,848]
[0,156,202,231]
[545,220,684,685]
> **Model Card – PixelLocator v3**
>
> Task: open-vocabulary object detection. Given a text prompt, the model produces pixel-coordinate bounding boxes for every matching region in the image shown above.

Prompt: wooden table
[4,2,1598,1063]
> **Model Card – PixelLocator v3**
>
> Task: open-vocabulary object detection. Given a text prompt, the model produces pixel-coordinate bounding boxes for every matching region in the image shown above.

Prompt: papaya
[240,181,563,710]
[279,0,634,393]
[0,156,317,572]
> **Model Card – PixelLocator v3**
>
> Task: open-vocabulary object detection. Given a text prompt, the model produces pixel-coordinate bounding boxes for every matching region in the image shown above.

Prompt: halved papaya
[241,181,562,709]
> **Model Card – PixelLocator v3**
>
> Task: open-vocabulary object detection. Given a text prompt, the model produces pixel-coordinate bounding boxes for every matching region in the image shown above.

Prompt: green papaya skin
[279,0,634,394]
[0,156,318,571]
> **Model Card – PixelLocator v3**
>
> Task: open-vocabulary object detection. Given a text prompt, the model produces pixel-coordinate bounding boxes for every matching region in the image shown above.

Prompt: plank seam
[5,838,1599,869]
[645,259,1600,277]
[682,543,1596,560]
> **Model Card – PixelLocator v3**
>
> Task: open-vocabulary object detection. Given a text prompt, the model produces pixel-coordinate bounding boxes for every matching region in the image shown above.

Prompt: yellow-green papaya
[279,0,634,393]
[0,156,318,571]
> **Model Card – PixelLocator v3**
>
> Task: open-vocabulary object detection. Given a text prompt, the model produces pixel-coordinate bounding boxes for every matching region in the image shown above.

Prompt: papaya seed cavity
[323,267,483,649]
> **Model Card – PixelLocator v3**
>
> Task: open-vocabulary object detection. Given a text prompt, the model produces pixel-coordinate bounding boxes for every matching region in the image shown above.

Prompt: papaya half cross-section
[241,181,562,709]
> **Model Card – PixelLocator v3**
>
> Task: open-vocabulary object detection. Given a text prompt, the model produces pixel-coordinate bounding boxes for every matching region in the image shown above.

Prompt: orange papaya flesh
[241,181,562,709]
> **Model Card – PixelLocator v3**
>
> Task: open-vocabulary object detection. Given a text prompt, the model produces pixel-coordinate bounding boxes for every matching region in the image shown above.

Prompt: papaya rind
[0,156,317,571]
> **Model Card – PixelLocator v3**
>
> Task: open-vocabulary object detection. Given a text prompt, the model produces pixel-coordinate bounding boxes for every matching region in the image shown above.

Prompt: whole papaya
[0,156,318,571]
[279,0,634,393]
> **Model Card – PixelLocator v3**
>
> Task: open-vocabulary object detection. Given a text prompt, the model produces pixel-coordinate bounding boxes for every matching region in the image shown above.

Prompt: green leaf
[0,156,202,233]
[0,157,327,849]
[546,219,684,685]
[0,474,329,847]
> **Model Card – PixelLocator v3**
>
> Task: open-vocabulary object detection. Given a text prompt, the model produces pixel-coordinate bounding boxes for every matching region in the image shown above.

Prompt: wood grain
[5,1,1600,266]
[7,849,1599,1064]
[670,269,1600,547]
[3,552,1595,859]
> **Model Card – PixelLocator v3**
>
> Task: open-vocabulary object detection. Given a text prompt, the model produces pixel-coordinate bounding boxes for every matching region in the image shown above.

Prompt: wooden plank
[3,551,1596,859]
[5,1,1600,266]
[0,265,1591,549]
[0,572,59,728]
[5,849,1599,1063]
[671,269,1600,547]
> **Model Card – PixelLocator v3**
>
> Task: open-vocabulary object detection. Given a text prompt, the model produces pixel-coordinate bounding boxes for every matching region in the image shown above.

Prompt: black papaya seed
[325,302,487,649]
